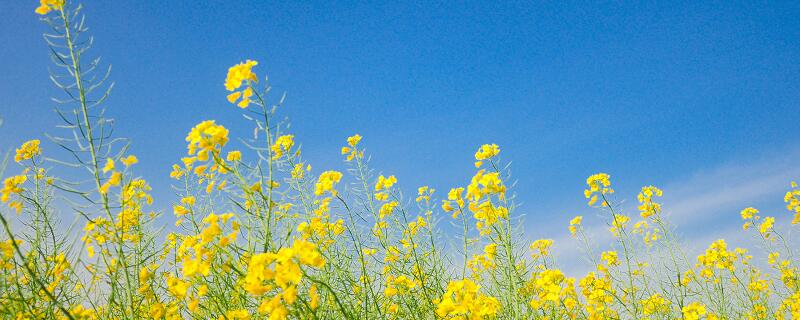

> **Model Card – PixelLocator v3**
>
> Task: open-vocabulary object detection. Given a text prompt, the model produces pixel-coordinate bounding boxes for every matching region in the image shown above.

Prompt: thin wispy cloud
[543,148,800,275]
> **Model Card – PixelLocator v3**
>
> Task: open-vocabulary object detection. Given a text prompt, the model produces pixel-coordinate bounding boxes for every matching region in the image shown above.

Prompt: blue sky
[1,1,799,272]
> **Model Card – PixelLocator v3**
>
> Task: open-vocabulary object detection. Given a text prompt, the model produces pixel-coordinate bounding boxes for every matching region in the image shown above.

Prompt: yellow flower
[442,200,455,213]
[173,205,189,217]
[185,120,229,160]
[741,207,760,230]
[291,163,310,180]
[121,155,139,167]
[315,171,343,196]
[342,134,362,161]
[225,309,250,320]
[149,303,165,319]
[2,175,27,203]
[375,175,397,191]
[584,173,613,206]
[68,305,96,319]
[15,140,41,163]
[473,143,500,167]
[102,158,115,173]
[379,201,398,219]
[227,150,242,162]
[568,215,582,237]
[528,269,568,309]
[601,251,619,266]
[759,216,774,235]
[578,271,616,317]
[225,60,258,108]
[35,0,64,15]
[346,134,362,147]
[466,169,505,201]
[637,185,662,218]
[167,275,190,299]
[641,293,670,315]
[530,239,554,258]
[436,279,500,318]
[785,182,800,224]
[609,214,630,237]
[474,144,500,160]
[244,239,325,298]
[682,302,707,320]
[182,196,196,206]
[696,239,736,275]
[7,201,23,213]
[768,251,779,265]
[416,185,433,202]
[270,135,295,159]
[99,172,122,194]
[741,207,758,219]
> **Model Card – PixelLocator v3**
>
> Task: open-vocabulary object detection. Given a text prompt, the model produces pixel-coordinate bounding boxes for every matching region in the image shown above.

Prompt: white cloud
[539,148,800,276]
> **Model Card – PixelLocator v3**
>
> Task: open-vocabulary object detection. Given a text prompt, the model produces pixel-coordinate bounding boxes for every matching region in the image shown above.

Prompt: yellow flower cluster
[378,201,398,219]
[528,269,576,310]
[608,213,630,237]
[34,0,64,15]
[186,120,230,161]
[374,174,397,201]
[290,163,310,180]
[121,155,138,167]
[373,174,401,237]
[530,239,553,259]
[578,271,617,318]
[435,279,501,318]
[1,174,27,213]
[741,207,759,230]
[740,207,777,239]
[584,173,613,206]
[641,293,670,315]
[682,302,709,320]
[568,215,582,237]
[170,120,233,195]
[115,177,152,241]
[8,7,800,318]
[415,185,434,203]
[227,150,242,162]
[465,169,507,235]
[441,187,465,217]
[600,251,619,266]
[784,181,800,224]
[473,143,499,168]
[225,60,258,108]
[637,185,662,218]
[314,170,342,196]
[341,134,362,161]
[696,239,737,278]
[14,140,41,163]
[467,243,498,276]
[297,198,345,249]
[0,240,22,270]
[384,274,418,297]
[271,135,295,159]
[98,171,121,194]
[778,291,800,319]
[244,239,325,317]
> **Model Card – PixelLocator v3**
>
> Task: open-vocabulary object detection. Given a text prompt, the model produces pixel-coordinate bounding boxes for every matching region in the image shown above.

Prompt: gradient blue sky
[2,1,799,271]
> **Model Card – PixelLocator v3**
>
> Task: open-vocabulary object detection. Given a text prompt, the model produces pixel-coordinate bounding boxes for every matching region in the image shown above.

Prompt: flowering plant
[0,1,798,319]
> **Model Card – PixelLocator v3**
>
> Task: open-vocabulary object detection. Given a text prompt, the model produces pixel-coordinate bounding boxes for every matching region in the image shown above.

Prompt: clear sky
[1,1,799,273]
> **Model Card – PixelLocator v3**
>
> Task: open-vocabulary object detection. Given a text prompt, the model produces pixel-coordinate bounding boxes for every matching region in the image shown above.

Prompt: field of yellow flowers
[1,1,799,319]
